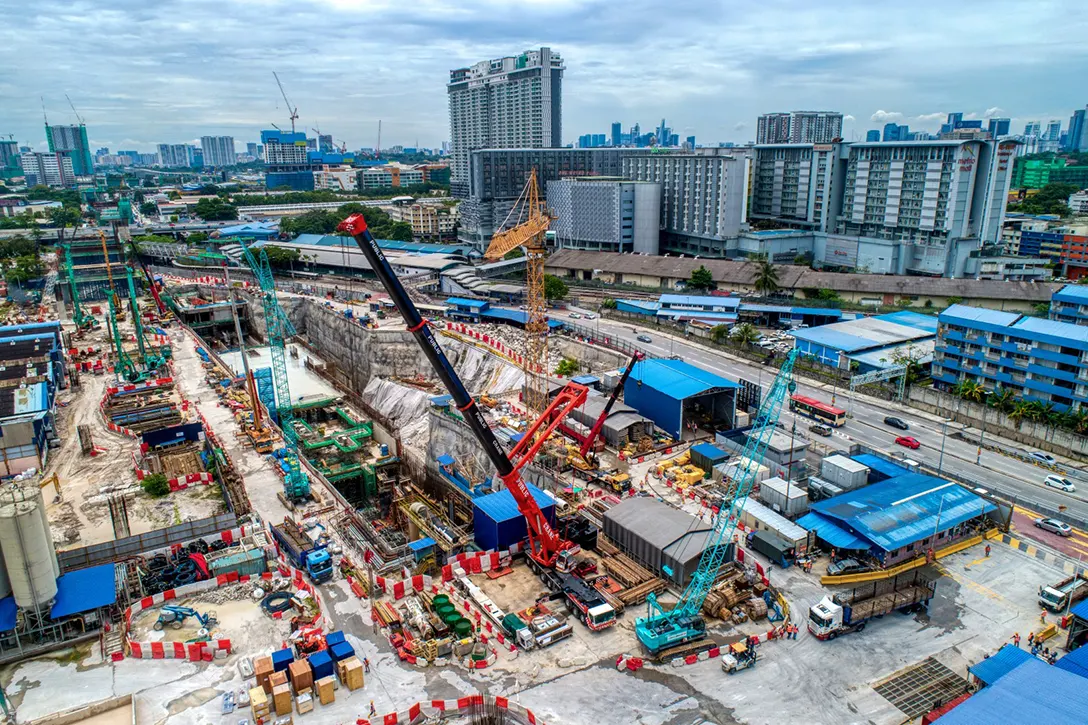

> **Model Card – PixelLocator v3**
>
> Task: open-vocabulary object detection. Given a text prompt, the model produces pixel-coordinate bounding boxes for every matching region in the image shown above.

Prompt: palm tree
[730,323,760,345]
[1064,409,1088,435]
[989,387,1016,414]
[1025,400,1050,423]
[956,379,985,403]
[753,259,780,297]
[1009,400,1031,429]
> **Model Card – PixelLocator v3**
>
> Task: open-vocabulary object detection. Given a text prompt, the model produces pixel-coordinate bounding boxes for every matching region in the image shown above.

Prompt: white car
[568,313,582,319]
[1028,451,1057,465]
[1044,475,1076,493]
[584,313,596,320]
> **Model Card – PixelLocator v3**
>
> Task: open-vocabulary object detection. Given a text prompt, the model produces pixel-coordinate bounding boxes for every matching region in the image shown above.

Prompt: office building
[750,144,844,233]
[578,134,608,148]
[447,47,564,197]
[933,303,1088,412]
[20,152,76,187]
[1068,108,1087,152]
[622,148,751,255]
[1044,120,1062,142]
[547,177,661,254]
[262,129,313,190]
[458,147,640,248]
[0,140,18,169]
[45,123,93,175]
[200,136,235,167]
[611,122,622,147]
[865,130,880,142]
[883,123,905,142]
[685,135,696,150]
[1023,121,1041,137]
[988,118,1011,138]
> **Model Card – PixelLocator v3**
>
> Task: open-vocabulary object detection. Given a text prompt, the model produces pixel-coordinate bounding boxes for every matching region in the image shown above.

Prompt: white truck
[1038,573,1088,613]
[809,570,936,640]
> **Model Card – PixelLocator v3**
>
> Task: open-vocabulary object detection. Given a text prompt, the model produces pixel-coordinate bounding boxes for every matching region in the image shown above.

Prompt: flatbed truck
[272,519,333,584]
[809,570,936,640]
[1039,573,1088,612]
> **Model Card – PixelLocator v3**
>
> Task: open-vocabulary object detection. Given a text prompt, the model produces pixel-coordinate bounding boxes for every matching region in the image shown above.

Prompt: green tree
[754,259,780,296]
[0,212,39,230]
[4,255,44,284]
[946,296,963,306]
[193,197,238,221]
[955,379,985,403]
[600,298,617,309]
[709,324,731,343]
[262,246,302,269]
[543,274,568,300]
[1009,400,1031,429]
[989,387,1016,414]
[45,206,82,242]
[687,265,715,291]
[0,235,37,259]
[554,357,579,376]
[1032,302,1050,317]
[1063,409,1088,435]
[139,201,158,216]
[280,209,340,236]
[187,231,209,243]
[141,473,171,497]
[1008,182,1080,216]
[167,190,181,200]
[730,323,760,345]
[816,288,842,302]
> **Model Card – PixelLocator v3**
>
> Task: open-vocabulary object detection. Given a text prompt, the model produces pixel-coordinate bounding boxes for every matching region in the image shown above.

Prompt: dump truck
[272,519,334,584]
[808,570,936,640]
[1038,573,1088,612]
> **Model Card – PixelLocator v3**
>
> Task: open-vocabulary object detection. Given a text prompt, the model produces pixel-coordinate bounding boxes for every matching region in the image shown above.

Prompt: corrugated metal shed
[1070,598,1088,620]
[690,442,730,471]
[1055,643,1088,680]
[809,474,996,552]
[939,304,1020,327]
[738,498,810,550]
[603,497,728,586]
[473,484,556,552]
[968,644,1035,686]
[791,317,932,353]
[796,512,870,550]
[850,454,910,482]
[940,657,1088,725]
[627,359,740,399]
[660,294,740,309]
[874,310,940,334]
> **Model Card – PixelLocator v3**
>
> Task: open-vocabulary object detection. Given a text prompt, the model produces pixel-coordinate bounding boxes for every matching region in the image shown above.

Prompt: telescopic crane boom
[338,213,578,569]
[579,350,643,460]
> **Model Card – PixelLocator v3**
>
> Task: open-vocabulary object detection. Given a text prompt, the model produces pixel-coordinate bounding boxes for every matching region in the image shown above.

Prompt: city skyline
[1,1,1085,151]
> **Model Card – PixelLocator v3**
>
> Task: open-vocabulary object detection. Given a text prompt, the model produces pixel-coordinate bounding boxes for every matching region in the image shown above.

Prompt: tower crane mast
[272,72,299,133]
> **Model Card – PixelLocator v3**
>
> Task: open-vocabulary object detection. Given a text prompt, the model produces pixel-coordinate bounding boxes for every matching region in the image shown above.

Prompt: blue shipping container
[308,650,334,679]
[329,641,355,662]
[325,631,346,647]
[271,648,294,672]
[472,484,556,552]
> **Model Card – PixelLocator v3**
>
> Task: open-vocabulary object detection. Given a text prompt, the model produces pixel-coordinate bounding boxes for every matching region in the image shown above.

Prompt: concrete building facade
[447,47,564,198]
[757,111,842,144]
[750,144,843,232]
[19,152,75,187]
[621,148,751,256]
[199,136,235,167]
[547,177,661,254]
[45,123,92,175]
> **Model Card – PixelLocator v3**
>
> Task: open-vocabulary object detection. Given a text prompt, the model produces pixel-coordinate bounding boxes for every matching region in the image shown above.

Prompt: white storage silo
[28,484,60,578]
[0,498,58,609]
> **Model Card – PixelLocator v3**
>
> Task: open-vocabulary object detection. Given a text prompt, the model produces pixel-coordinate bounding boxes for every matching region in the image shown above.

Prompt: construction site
[0,176,1084,725]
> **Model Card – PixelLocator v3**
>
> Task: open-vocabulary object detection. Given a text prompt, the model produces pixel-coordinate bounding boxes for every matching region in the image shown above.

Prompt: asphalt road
[569,311,1088,524]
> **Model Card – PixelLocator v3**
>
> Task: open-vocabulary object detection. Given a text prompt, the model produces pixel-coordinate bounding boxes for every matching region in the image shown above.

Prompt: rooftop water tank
[0,498,58,608]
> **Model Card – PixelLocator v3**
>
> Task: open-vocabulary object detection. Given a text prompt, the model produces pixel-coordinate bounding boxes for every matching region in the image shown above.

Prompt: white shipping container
[758,477,809,517]
[820,455,869,491]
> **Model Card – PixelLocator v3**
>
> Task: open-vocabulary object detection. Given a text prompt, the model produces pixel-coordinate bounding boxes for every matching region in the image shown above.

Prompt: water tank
[29,484,59,578]
[0,499,58,608]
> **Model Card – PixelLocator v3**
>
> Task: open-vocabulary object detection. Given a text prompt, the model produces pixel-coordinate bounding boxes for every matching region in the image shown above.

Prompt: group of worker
[1010,631,1059,664]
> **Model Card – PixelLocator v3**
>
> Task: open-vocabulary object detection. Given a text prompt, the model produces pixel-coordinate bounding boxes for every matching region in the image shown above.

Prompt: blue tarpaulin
[968,644,1035,686]
[50,563,117,618]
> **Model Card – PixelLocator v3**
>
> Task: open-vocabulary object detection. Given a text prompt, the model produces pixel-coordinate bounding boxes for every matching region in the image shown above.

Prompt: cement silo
[0,487,58,609]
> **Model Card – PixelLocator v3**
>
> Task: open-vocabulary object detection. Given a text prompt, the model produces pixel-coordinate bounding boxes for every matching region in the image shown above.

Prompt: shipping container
[738,498,812,556]
[209,547,268,578]
[473,484,556,552]
[758,477,809,517]
[308,650,334,680]
[748,529,794,567]
[689,442,730,474]
[329,641,355,663]
[714,458,770,486]
[820,455,869,491]
[271,648,294,673]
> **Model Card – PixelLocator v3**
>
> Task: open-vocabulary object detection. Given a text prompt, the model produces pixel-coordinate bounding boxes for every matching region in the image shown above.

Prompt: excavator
[338,213,616,631]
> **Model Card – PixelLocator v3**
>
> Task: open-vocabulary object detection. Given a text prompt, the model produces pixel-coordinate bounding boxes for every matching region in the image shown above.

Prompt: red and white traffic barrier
[356,695,552,725]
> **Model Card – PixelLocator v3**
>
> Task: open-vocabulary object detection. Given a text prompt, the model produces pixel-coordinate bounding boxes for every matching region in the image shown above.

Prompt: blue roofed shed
[1055,641,1088,680]
[968,644,1035,686]
[850,453,911,482]
[795,512,869,550]
[624,359,739,439]
[473,484,557,551]
[940,657,1088,725]
[50,563,118,619]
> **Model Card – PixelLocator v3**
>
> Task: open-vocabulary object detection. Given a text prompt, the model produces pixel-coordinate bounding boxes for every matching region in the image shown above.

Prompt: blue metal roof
[798,307,845,318]
[969,644,1035,686]
[436,454,455,466]
[1013,316,1088,346]
[690,442,729,462]
[657,310,738,322]
[850,454,909,481]
[474,484,554,523]
[660,294,740,309]
[628,359,740,400]
[1053,284,1088,304]
[1070,598,1088,620]
[0,596,15,631]
[796,512,870,550]
[791,327,882,353]
[810,473,995,552]
[446,297,489,309]
[571,375,600,385]
[617,299,661,312]
[407,537,437,551]
[1055,644,1088,680]
[939,304,1021,327]
[218,221,279,236]
[875,310,940,334]
[740,304,794,314]
[50,563,117,618]
[480,308,564,328]
[940,657,1088,725]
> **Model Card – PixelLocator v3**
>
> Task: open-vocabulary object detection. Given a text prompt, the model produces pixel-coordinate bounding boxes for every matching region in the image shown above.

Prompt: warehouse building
[603,497,732,586]
[566,394,653,448]
[790,311,937,371]
[623,359,739,440]
[797,473,996,566]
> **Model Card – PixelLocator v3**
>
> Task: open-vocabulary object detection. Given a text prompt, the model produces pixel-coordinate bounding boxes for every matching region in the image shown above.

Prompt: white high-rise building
[1023,120,1041,137]
[20,152,75,187]
[447,47,564,197]
[547,177,662,254]
[757,111,843,144]
[157,143,191,167]
[200,136,236,167]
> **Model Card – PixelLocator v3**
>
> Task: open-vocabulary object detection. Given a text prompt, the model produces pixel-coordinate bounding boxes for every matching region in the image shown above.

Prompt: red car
[895,436,921,450]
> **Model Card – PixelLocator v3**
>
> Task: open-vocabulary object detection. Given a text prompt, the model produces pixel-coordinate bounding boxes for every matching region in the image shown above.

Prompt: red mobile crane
[578,350,643,461]
[338,214,616,631]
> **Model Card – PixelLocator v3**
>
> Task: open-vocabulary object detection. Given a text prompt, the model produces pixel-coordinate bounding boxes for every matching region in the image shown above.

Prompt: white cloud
[871,110,904,123]
[733,122,747,131]
[843,114,856,122]
[984,107,1004,118]
[914,112,947,123]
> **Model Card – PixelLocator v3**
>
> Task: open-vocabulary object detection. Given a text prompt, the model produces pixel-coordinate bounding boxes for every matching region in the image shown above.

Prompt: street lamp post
[937,420,950,475]
[933,493,949,542]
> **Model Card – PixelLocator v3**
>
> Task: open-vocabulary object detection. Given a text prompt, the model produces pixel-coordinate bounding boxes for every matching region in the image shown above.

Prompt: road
[568,311,1088,525]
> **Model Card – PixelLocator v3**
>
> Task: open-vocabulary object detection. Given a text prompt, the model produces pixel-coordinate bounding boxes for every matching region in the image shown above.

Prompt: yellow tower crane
[483,168,553,411]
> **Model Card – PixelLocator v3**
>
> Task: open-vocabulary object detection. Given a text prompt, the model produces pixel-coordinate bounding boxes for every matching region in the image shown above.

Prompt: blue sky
[1,0,1085,152]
